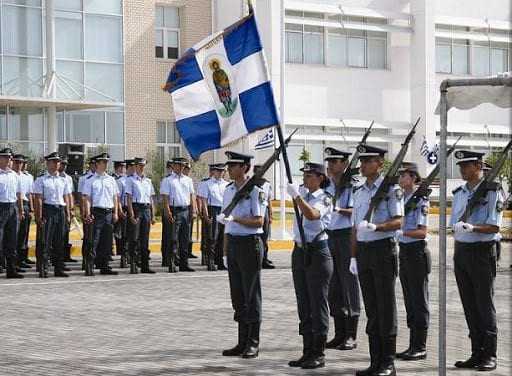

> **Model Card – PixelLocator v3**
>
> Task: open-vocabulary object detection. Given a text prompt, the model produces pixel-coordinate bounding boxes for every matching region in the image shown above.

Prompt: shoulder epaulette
[226,182,234,187]
[352,185,363,193]
[452,186,463,195]
[86,174,94,180]
[324,190,334,199]
[201,177,209,181]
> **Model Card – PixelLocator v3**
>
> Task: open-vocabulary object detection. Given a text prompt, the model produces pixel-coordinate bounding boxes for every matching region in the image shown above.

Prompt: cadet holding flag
[218,151,266,359]
[82,153,119,276]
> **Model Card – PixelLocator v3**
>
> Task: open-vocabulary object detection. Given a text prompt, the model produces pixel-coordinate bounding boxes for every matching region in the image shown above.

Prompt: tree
[485,151,512,186]
[299,148,311,165]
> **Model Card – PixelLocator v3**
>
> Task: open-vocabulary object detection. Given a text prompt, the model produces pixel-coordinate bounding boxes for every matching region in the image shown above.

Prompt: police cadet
[197,163,228,271]
[160,160,174,268]
[0,148,24,278]
[125,157,156,274]
[450,150,503,372]
[253,165,275,269]
[112,160,127,266]
[33,152,72,278]
[160,157,197,272]
[396,162,430,361]
[287,162,333,369]
[13,154,34,270]
[323,147,361,351]
[183,161,198,259]
[59,158,76,264]
[82,153,119,276]
[217,151,265,359]
[349,145,403,376]
[78,157,96,268]
[196,169,213,267]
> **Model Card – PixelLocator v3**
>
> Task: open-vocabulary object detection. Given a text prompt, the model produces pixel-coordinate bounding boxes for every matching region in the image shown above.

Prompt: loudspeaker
[58,143,85,176]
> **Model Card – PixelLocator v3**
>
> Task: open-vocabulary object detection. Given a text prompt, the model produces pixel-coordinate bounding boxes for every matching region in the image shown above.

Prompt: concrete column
[410,0,437,176]
[45,0,57,152]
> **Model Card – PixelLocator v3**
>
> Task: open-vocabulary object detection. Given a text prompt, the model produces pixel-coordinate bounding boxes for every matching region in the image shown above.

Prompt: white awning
[435,73,512,113]
[0,95,123,111]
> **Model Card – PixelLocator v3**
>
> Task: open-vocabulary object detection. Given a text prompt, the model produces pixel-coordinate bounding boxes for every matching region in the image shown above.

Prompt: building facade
[1,0,510,194]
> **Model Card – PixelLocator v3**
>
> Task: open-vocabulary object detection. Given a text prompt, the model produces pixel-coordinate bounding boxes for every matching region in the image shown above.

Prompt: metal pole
[438,86,448,376]
[276,0,290,239]
[45,0,57,153]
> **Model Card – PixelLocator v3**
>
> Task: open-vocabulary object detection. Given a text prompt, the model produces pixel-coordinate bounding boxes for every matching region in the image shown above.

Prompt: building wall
[124,0,212,159]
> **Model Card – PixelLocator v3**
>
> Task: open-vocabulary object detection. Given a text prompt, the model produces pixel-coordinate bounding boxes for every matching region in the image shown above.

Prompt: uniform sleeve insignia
[323,195,332,206]
[259,190,266,203]
[496,200,503,212]
[421,205,429,216]
[395,187,404,200]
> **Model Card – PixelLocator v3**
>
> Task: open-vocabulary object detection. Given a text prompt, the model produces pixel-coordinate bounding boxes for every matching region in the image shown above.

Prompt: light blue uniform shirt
[33,172,71,206]
[116,175,128,207]
[0,169,21,203]
[198,177,229,207]
[125,173,155,204]
[78,171,93,193]
[60,172,74,206]
[160,172,194,207]
[222,182,265,235]
[399,193,429,244]
[351,175,404,242]
[326,178,353,230]
[293,187,333,244]
[82,172,119,209]
[450,181,503,243]
[17,171,34,202]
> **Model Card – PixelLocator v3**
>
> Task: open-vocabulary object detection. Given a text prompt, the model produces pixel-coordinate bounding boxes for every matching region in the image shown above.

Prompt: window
[155,6,180,59]
[2,4,43,56]
[156,120,182,161]
[3,57,44,97]
[286,16,387,69]
[55,11,83,59]
[435,25,511,76]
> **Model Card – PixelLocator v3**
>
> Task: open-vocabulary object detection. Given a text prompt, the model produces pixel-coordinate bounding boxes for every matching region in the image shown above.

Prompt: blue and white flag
[164,12,279,160]
[254,128,274,150]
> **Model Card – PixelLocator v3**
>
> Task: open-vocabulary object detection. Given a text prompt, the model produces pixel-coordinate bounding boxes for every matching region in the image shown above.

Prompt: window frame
[155,5,181,60]
[155,120,182,161]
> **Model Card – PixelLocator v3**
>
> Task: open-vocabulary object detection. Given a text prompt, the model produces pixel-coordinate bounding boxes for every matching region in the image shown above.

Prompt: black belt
[43,203,65,209]
[358,237,394,247]
[93,207,113,213]
[296,239,328,250]
[208,205,222,210]
[171,206,189,211]
[227,234,259,240]
[455,241,495,248]
[326,228,351,235]
[399,240,426,249]
[133,203,151,208]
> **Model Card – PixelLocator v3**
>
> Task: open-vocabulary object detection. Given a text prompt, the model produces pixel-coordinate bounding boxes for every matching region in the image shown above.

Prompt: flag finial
[248,0,254,14]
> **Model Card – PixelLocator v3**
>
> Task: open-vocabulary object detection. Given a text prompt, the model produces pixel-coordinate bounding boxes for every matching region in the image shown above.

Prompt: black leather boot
[337,315,358,350]
[356,336,381,376]
[455,335,483,369]
[326,315,345,349]
[396,328,413,359]
[222,323,249,356]
[140,251,155,274]
[402,328,427,361]
[242,322,260,358]
[6,257,23,279]
[301,334,326,369]
[375,336,396,376]
[476,334,497,371]
[289,333,313,367]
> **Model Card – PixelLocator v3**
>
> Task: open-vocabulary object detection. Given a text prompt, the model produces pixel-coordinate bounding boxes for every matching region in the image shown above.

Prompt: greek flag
[164,12,279,160]
[254,128,274,150]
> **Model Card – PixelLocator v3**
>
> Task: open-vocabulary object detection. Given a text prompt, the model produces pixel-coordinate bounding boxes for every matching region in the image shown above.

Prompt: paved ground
[0,235,510,376]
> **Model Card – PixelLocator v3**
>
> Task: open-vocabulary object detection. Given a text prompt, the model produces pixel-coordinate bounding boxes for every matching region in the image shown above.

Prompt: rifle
[222,128,298,216]
[404,136,462,216]
[363,117,420,222]
[36,220,46,277]
[459,138,512,222]
[335,120,374,199]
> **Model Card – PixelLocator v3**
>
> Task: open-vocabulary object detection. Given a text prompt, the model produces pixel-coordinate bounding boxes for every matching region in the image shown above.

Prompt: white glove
[357,220,377,233]
[216,214,234,225]
[453,221,474,233]
[396,229,404,238]
[349,257,358,275]
[287,183,301,199]
[223,256,228,269]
